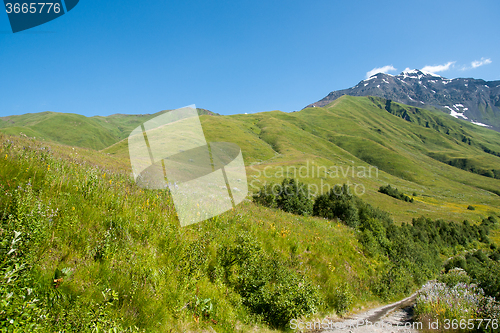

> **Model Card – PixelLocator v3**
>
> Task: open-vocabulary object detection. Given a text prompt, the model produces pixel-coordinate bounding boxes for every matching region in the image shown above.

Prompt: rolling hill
[99,95,500,223]
[4,94,497,224]
[0,108,218,150]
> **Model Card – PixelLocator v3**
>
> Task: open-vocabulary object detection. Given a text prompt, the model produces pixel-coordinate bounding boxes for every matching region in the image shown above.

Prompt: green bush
[217,234,321,328]
[252,184,277,209]
[332,283,353,316]
[276,178,313,216]
[438,268,471,287]
[467,205,475,210]
[253,178,313,216]
[465,251,500,299]
[378,185,413,203]
[313,185,359,228]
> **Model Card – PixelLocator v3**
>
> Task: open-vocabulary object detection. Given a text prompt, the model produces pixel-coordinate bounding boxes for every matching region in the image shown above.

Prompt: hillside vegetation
[200,96,500,223]
[2,135,498,332]
[1,95,500,331]
[0,134,392,332]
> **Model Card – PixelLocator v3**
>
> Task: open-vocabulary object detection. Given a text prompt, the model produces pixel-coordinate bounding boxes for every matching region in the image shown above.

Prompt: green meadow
[1,95,500,332]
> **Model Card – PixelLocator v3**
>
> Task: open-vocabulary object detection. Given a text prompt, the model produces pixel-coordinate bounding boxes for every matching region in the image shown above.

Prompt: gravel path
[314,293,421,333]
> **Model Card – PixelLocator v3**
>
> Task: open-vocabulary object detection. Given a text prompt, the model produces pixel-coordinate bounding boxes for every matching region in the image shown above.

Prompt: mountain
[305,69,500,131]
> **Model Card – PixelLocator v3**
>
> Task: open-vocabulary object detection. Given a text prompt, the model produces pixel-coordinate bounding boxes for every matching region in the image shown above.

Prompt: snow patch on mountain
[471,121,490,127]
[446,106,468,119]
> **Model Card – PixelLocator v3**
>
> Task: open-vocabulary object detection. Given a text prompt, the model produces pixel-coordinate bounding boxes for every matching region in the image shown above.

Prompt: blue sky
[1,0,498,116]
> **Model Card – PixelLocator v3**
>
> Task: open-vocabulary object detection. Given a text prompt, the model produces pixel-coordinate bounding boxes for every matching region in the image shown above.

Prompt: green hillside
[0,109,218,150]
[0,133,400,332]
[101,95,500,224]
[2,97,500,332]
[4,96,500,224]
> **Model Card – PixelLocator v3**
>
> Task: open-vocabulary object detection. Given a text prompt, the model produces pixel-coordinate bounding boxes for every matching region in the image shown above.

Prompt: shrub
[217,234,321,328]
[275,178,313,216]
[313,185,359,228]
[467,205,475,210]
[378,185,413,202]
[252,184,277,209]
[438,268,471,287]
[253,178,313,216]
[332,283,353,316]
[444,256,467,272]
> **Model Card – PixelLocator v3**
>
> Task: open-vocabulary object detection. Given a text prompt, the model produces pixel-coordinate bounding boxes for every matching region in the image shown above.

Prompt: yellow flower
[72,207,75,211]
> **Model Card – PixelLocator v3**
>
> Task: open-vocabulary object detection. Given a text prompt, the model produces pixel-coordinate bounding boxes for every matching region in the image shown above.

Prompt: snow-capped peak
[401,69,421,75]
[363,72,393,82]
[399,68,444,80]
[420,70,443,78]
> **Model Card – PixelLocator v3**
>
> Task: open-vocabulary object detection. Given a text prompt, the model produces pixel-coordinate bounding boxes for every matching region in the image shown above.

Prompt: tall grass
[1,132,499,332]
[0,134,387,332]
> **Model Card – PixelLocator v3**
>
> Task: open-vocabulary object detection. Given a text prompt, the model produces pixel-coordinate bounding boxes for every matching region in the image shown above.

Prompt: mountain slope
[0,108,218,150]
[100,95,500,224]
[306,70,500,131]
[3,96,500,223]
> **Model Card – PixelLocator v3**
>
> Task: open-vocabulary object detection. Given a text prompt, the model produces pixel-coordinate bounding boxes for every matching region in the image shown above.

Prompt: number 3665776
[5,3,61,14]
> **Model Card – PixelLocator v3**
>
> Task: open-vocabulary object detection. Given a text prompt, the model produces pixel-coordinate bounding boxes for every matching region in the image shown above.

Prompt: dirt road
[316,293,420,332]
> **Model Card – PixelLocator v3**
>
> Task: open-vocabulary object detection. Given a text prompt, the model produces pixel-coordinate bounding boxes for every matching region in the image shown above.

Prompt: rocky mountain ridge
[306,69,500,131]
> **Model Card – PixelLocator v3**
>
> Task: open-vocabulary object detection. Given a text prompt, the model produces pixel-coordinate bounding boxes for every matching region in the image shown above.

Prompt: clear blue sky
[1,0,499,116]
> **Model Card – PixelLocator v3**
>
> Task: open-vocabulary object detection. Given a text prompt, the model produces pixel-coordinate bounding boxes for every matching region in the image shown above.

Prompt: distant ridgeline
[0,108,218,151]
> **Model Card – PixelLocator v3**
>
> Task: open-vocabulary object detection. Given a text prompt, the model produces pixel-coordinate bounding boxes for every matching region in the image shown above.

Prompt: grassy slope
[0,109,217,151]
[214,97,500,224]
[0,135,380,332]
[5,96,499,224]
[98,96,500,224]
